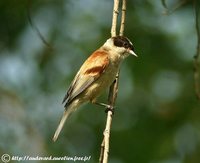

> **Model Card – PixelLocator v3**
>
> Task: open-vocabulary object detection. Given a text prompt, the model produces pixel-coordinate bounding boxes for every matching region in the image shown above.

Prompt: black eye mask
[113,36,134,51]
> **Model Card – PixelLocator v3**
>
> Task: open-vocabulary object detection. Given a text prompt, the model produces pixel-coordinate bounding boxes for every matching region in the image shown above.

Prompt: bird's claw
[105,105,115,114]
[92,101,115,114]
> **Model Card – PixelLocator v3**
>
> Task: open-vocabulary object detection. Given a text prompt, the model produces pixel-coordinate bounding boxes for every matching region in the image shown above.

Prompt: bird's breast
[83,63,119,100]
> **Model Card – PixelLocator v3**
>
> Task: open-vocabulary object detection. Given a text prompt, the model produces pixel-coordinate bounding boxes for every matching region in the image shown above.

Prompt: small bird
[53,36,137,141]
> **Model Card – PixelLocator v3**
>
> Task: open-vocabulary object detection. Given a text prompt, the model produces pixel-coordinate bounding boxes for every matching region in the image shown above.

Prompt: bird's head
[104,36,137,59]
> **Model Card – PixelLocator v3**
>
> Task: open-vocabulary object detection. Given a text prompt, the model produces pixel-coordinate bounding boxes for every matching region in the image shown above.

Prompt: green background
[0,0,200,163]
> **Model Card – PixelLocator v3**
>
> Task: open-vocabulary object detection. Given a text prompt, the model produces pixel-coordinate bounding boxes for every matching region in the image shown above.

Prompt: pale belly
[82,65,119,102]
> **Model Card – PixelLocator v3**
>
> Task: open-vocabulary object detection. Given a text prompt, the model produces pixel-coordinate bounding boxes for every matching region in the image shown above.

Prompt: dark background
[0,0,200,163]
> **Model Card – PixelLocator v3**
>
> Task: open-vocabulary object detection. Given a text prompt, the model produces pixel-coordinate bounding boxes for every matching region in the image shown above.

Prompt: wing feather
[62,50,109,106]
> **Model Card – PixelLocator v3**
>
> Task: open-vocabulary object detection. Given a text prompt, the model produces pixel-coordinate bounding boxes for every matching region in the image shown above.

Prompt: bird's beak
[128,49,138,57]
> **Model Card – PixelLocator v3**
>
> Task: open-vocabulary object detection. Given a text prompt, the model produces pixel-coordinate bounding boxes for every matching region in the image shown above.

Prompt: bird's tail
[53,104,74,142]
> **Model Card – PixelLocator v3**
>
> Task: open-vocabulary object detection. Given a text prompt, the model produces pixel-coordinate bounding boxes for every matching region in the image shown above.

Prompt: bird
[53,36,137,142]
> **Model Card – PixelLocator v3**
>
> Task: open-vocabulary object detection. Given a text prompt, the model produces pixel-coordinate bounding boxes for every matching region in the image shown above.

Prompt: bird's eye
[123,42,129,48]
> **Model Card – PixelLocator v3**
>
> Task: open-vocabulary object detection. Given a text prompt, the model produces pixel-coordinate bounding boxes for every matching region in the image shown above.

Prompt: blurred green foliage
[0,0,200,163]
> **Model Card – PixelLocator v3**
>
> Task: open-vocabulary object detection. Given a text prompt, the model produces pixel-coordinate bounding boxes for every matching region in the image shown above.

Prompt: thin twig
[103,73,119,163]
[111,0,120,37]
[162,0,189,15]
[99,0,120,161]
[99,0,127,162]
[161,0,168,9]
[99,138,105,163]
[193,0,200,100]
[99,74,119,163]
[119,0,126,36]
[102,111,113,163]
[27,0,52,49]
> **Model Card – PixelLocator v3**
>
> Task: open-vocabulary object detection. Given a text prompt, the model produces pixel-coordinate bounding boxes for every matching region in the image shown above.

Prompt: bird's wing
[62,50,109,106]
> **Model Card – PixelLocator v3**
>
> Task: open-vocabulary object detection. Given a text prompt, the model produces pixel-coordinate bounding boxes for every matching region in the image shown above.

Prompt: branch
[99,0,126,163]
[162,0,189,15]
[194,0,200,100]
[111,0,120,37]
[27,0,52,49]
[119,0,126,36]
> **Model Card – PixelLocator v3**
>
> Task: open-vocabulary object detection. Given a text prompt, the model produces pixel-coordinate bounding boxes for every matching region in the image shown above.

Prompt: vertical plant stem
[120,0,126,36]
[99,0,127,162]
[111,0,120,37]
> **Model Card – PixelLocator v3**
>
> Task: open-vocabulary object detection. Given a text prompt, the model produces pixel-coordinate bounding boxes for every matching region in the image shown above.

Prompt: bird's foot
[105,105,115,114]
[92,102,115,114]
